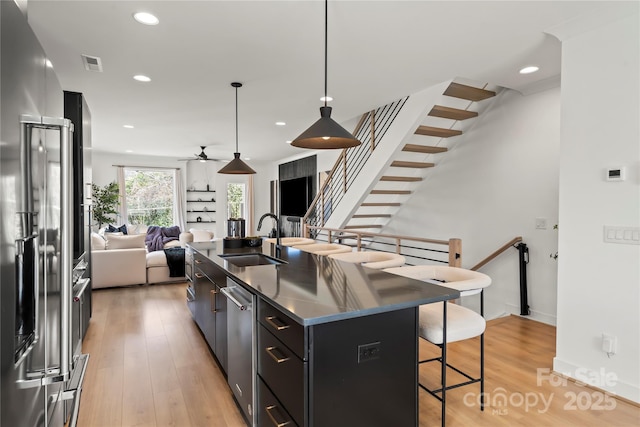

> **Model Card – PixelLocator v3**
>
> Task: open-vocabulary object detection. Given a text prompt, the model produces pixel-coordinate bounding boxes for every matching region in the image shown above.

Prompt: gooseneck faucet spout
[257,213,280,247]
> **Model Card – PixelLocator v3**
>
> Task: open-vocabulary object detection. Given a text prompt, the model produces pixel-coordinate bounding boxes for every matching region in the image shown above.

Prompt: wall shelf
[187,210,216,213]
[187,189,216,193]
[187,221,215,224]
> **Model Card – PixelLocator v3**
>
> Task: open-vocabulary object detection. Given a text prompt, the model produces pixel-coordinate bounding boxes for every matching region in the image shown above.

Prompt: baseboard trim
[553,358,640,404]
[505,303,557,326]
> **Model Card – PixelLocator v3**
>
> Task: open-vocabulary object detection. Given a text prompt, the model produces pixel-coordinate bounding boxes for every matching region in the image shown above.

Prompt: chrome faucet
[257,213,280,247]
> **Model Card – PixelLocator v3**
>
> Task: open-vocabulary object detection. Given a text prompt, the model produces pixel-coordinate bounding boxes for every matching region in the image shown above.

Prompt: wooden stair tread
[443,82,496,102]
[380,175,423,182]
[352,214,392,218]
[370,189,411,195]
[415,125,462,138]
[344,224,383,229]
[361,202,401,207]
[402,144,448,154]
[391,160,434,168]
[429,105,478,120]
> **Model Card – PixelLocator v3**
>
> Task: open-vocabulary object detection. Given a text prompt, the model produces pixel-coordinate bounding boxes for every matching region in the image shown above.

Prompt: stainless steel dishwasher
[221,278,256,426]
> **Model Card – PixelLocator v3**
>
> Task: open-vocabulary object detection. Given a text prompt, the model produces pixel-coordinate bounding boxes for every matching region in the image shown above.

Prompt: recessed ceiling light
[45,59,53,68]
[275,122,286,126]
[519,66,539,74]
[320,96,333,102]
[133,74,151,82]
[125,150,134,153]
[244,157,251,161]
[286,140,292,144]
[133,12,159,25]
[123,124,134,129]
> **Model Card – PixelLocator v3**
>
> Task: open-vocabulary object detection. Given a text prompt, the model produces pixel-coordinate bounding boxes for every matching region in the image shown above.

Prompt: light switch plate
[535,217,548,230]
[604,226,640,245]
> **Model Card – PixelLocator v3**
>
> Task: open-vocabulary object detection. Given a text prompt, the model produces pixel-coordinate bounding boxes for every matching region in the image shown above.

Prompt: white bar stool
[294,243,352,256]
[384,265,491,427]
[328,251,406,269]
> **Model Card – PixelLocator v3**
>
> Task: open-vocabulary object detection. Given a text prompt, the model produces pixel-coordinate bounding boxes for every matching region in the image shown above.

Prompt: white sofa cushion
[92,248,147,288]
[91,232,106,251]
[104,233,146,250]
[189,228,214,242]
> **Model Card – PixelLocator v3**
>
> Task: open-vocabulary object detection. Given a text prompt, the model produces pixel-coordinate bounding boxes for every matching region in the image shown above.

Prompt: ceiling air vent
[81,54,103,72]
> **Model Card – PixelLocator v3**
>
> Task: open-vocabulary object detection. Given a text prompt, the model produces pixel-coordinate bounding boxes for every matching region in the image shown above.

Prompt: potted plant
[91,182,120,229]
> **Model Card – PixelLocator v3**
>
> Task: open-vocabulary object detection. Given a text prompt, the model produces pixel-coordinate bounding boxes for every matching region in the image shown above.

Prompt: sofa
[91,226,215,289]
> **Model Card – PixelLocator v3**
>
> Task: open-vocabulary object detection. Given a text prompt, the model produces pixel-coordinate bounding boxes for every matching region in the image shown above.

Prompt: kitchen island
[188,241,459,427]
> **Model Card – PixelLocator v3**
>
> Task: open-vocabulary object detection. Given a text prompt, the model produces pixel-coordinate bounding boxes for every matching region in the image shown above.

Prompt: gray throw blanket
[146,225,181,252]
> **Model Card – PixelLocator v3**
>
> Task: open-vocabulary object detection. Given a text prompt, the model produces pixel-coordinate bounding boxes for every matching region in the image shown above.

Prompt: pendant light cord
[235,85,239,152]
[324,0,328,108]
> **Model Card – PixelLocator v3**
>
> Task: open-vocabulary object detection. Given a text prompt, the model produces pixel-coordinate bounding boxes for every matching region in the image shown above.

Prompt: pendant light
[218,82,256,174]
[291,0,361,149]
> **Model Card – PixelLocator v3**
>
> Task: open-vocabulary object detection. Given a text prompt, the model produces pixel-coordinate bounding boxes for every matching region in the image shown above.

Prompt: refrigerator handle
[17,115,74,387]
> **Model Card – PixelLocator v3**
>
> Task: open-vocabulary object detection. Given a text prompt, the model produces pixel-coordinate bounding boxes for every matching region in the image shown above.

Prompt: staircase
[304,80,499,243]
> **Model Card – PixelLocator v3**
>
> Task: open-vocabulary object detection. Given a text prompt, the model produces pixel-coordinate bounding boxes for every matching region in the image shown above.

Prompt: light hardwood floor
[79,282,639,426]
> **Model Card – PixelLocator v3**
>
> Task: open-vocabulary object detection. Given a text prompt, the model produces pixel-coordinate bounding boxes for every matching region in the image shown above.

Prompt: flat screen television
[280,176,312,217]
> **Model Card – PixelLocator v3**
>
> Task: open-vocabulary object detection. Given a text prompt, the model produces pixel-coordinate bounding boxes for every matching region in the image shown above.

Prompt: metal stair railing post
[471,236,529,315]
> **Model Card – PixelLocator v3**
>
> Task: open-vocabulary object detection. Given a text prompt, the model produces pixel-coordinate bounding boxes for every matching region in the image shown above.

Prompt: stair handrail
[302,97,409,235]
[470,236,522,271]
[470,236,530,316]
[305,225,462,267]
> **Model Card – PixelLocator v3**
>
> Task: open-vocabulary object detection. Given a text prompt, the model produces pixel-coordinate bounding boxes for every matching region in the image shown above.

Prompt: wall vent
[81,54,103,72]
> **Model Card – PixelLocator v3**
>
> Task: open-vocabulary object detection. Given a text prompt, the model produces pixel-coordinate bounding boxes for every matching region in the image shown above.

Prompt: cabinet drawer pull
[266,404,292,427]
[265,316,290,331]
[195,272,204,279]
[210,289,217,313]
[265,346,290,364]
[195,259,203,264]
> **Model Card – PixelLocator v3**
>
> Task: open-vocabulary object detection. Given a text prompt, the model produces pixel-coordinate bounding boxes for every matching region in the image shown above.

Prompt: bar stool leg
[441,301,447,427]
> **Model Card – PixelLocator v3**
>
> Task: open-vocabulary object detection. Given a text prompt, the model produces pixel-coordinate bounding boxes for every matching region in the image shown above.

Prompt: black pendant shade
[291,0,361,150]
[291,106,361,149]
[218,82,256,174]
[218,152,256,174]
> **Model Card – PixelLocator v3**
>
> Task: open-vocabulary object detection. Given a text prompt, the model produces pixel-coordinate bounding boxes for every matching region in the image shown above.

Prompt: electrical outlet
[358,341,381,363]
[602,334,617,355]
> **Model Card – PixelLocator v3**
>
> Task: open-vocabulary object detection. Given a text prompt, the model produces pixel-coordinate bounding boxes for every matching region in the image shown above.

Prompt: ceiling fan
[178,146,221,162]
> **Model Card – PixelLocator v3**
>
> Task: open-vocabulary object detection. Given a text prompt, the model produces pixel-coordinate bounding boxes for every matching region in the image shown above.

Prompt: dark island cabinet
[193,252,228,373]
[257,299,418,427]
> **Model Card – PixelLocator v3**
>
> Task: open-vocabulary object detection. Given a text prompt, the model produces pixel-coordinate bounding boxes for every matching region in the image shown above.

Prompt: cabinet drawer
[194,255,223,284]
[258,325,305,427]
[258,378,298,427]
[258,299,305,360]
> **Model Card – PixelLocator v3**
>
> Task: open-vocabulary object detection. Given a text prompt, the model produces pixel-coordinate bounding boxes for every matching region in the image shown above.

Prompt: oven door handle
[73,278,91,302]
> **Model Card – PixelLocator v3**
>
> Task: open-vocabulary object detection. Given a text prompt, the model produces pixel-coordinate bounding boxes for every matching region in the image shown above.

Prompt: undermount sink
[219,253,286,267]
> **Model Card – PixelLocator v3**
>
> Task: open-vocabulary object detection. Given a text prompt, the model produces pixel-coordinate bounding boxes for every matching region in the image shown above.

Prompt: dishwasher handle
[220,287,248,310]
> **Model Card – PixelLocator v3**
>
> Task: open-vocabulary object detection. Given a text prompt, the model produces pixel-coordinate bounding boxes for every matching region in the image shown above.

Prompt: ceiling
[26,1,629,164]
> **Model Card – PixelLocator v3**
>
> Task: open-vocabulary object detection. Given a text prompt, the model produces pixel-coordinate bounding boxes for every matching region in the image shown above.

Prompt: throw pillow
[104,233,146,250]
[90,232,106,251]
[106,224,128,235]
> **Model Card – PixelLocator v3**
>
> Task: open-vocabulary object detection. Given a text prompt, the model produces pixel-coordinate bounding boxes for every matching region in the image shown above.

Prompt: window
[227,183,246,219]
[124,168,174,226]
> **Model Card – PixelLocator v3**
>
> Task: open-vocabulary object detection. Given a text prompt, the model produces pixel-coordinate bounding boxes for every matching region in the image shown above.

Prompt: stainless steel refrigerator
[1,2,88,426]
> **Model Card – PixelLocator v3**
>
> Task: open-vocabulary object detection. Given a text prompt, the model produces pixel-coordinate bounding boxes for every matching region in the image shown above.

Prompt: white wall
[385,87,561,324]
[554,15,639,402]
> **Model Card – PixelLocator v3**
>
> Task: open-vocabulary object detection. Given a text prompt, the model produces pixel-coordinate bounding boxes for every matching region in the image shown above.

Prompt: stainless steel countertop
[189,240,459,326]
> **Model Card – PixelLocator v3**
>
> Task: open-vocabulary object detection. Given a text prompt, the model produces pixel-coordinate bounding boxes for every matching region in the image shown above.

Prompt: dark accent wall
[278,156,316,236]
